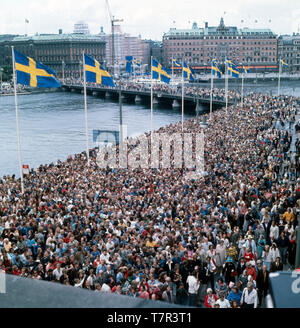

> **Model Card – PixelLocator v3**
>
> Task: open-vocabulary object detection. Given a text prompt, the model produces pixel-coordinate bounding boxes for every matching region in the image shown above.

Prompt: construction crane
[106,0,123,76]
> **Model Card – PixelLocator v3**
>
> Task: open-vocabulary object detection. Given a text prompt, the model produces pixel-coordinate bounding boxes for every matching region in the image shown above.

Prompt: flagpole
[11,46,24,194]
[150,56,153,138]
[225,63,228,112]
[181,60,184,132]
[172,56,174,83]
[278,60,282,96]
[241,71,244,108]
[210,66,213,120]
[82,52,90,166]
[62,60,65,83]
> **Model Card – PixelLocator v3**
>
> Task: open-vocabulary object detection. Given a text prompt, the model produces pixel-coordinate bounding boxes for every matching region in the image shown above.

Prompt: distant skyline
[1,0,300,40]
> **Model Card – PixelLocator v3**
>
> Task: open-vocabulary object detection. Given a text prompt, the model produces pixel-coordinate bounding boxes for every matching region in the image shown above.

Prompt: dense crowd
[69,78,241,104]
[0,91,299,308]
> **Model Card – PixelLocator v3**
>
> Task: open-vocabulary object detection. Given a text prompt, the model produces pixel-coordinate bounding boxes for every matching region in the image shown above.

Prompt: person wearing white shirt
[186,272,200,307]
[100,250,110,262]
[269,221,279,240]
[241,282,258,308]
[53,263,63,281]
[101,280,111,293]
[215,293,231,308]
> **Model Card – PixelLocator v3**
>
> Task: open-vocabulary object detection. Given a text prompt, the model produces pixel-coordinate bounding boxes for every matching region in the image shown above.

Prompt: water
[0,91,196,177]
[0,80,299,178]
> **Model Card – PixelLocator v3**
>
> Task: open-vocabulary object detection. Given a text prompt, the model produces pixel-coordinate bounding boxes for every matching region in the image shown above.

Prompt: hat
[207,288,213,293]
[257,260,262,264]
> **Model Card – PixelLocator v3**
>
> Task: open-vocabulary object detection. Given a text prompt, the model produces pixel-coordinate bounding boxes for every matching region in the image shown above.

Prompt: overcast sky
[1,0,300,40]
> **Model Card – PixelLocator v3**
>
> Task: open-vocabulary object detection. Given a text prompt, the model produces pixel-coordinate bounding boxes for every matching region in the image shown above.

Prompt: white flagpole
[82,52,90,166]
[225,63,228,112]
[11,46,24,194]
[210,66,213,120]
[150,56,153,138]
[278,60,282,96]
[62,61,65,83]
[182,60,184,132]
[241,71,244,108]
[172,56,174,83]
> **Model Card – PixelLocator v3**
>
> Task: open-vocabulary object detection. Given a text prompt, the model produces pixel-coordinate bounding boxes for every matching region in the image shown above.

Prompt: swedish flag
[13,49,60,88]
[172,57,181,67]
[280,59,288,67]
[183,61,195,81]
[212,59,222,78]
[225,57,234,68]
[242,65,250,74]
[133,58,141,67]
[225,58,239,78]
[152,58,170,84]
[84,54,115,87]
[227,64,239,78]
[125,56,133,73]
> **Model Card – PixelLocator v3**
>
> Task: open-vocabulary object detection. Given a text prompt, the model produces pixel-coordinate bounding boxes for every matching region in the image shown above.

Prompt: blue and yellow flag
[212,59,222,78]
[242,65,250,74]
[183,61,195,81]
[13,49,60,88]
[171,57,181,67]
[133,58,141,67]
[125,56,133,73]
[227,64,239,78]
[84,54,115,87]
[152,58,170,84]
[225,58,239,78]
[280,59,288,67]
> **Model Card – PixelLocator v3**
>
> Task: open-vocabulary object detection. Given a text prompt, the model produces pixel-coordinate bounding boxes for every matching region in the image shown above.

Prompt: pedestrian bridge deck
[61,84,234,111]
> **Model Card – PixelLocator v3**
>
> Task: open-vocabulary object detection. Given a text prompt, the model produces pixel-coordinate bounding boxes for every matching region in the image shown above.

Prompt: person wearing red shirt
[12,265,21,276]
[244,248,254,263]
[246,262,257,281]
[204,288,218,308]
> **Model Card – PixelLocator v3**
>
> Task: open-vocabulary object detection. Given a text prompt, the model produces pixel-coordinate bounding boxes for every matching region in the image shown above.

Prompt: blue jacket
[227,290,242,305]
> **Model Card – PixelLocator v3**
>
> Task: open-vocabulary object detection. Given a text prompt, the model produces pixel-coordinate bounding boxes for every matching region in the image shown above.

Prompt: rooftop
[164,17,276,38]
[1,33,105,43]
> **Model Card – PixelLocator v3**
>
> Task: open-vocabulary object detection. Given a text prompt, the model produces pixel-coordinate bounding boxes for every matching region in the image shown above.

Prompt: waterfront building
[163,17,278,72]
[278,34,300,73]
[101,25,150,68]
[0,30,105,79]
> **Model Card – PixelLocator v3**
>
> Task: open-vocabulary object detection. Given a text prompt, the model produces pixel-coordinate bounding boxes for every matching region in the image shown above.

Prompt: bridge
[61,84,234,113]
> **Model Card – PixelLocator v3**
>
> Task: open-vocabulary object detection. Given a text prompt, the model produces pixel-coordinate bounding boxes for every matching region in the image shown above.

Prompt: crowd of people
[69,78,241,104]
[0,90,299,308]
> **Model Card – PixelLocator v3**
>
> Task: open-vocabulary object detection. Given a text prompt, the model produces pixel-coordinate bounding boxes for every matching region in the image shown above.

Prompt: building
[278,34,300,72]
[147,40,163,66]
[163,18,278,72]
[73,21,90,35]
[101,26,150,69]
[0,30,105,79]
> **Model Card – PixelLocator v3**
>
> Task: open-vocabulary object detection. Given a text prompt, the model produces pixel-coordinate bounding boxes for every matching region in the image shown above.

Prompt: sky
[1,0,300,40]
